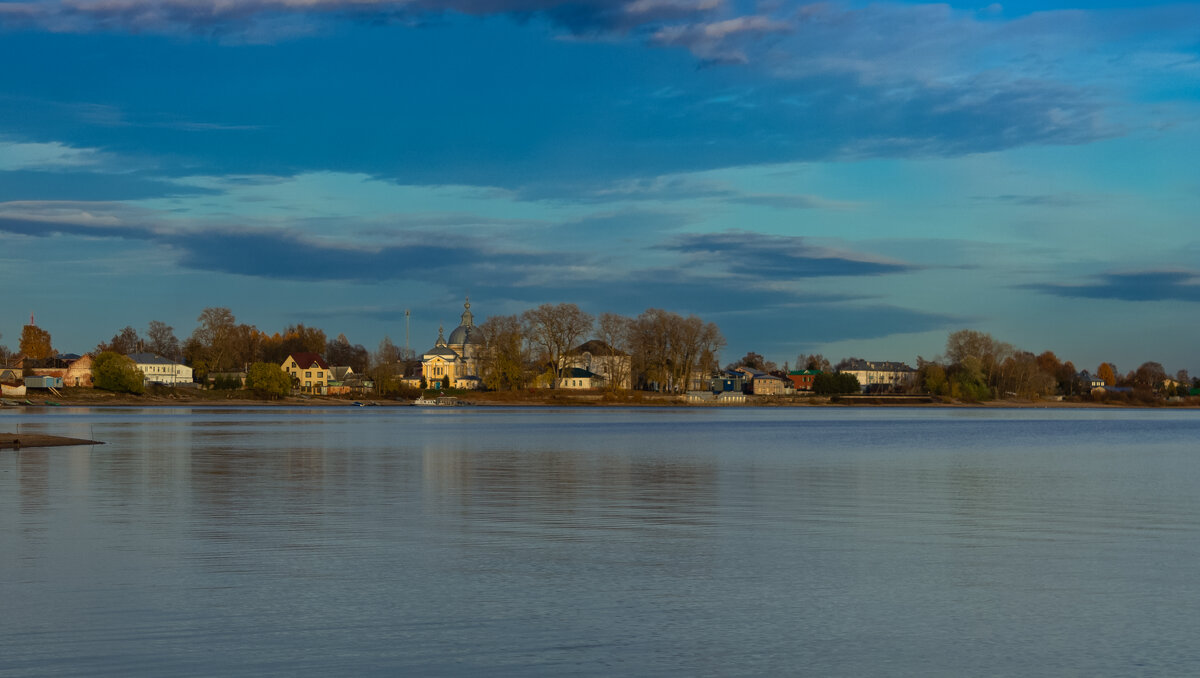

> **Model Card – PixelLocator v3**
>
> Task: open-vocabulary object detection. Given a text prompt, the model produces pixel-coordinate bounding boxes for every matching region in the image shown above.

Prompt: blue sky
[1,0,1198,375]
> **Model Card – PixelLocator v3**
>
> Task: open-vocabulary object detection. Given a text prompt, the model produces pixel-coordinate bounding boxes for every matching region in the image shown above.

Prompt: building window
[306,371,312,377]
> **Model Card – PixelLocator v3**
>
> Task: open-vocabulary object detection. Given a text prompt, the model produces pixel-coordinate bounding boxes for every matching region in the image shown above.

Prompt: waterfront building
[282,352,331,393]
[420,298,486,389]
[128,352,194,386]
[837,359,916,393]
[563,340,632,390]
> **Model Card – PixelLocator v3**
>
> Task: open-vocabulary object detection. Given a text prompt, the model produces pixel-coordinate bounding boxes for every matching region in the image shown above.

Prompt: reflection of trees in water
[422,448,719,532]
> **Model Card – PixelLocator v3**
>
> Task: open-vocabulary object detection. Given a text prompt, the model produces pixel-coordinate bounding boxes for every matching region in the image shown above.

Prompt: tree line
[477,304,725,393]
[913,329,1196,402]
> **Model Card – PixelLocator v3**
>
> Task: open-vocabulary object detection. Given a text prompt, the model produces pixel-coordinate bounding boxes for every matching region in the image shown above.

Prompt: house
[1077,371,1106,389]
[128,353,193,386]
[711,371,747,394]
[282,352,332,394]
[327,366,376,395]
[563,340,632,389]
[558,367,603,389]
[25,354,93,388]
[453,375,483,390]
[837,359,916,393]
[750,373,788,395]
[787,369,821,392]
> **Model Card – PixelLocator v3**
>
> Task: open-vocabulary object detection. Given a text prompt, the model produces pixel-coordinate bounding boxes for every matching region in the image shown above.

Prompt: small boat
[351,401,365,407]
[414,395,463,407]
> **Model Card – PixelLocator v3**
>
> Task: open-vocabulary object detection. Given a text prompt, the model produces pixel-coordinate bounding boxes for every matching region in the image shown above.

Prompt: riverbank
[3,387,1196,408]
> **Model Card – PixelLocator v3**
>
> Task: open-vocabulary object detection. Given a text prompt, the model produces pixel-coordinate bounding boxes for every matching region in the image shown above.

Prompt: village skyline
[2,2,1198,376]
[2,299,1194,398]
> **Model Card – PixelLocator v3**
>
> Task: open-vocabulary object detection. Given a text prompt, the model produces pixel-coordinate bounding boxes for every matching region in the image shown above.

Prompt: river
[2,407,1199,676]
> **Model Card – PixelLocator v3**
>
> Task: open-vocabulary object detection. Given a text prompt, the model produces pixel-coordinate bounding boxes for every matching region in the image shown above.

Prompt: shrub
[245,363,292,399]
[92,351,146,394]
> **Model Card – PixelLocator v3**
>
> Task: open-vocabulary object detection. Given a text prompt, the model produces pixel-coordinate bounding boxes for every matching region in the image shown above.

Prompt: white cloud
[0,139,106,171]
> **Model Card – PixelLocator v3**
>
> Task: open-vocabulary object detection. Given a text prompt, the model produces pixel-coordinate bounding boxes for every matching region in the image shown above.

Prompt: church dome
[448,324,483,345]
[447,297,485,346]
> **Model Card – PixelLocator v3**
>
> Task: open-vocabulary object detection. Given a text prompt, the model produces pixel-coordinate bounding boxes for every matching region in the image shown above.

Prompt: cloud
[661,231,917,280]
[971,193,1095,208]
[1024,271,1200,302]
[0,0,724,38]
[0,170,219,202]
[650,15,790,64]
[0,138,106,171]
[0,200,553,283]
[725,193,857,210]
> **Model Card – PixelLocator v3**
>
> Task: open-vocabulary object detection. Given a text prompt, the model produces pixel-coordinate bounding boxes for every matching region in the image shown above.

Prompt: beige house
[25,354,94,388]
[282,352,332,394]
[750,373,787,395]
[557,367,602,389]
[563,340,631,390]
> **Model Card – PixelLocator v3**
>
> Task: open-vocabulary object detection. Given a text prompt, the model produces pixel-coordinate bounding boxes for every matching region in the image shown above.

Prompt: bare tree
[97,325,141,355]
[796,353,832,372]
[594,312,632,391]
[187,307,237,376]
[628,309,723,393]
[522,303,593,387]
[147,320,181,360]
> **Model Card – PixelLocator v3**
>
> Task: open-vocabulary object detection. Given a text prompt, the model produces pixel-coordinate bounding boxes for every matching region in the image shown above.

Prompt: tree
[945,329,1013,395]
[1097,362,1117,386]
[997,351,1056,398]
[917,358,949,396]
[796,353,832,372]
[628,309,723,392]
[20,324,54,361]
[951,355,991,401]
[814,372,861,395]
[1056,360,1078,396]
[1132,362,1167,392]
[728,352,771,372]
[327,333,370,372]
[0,332,11,365]
[595,312,632,391]
[98,325,141,355]
[245,362,292,399]
[368,336,404,395]
[522,303,593,386]
[480,314,529,391]
[147,321,181,360]
[187,307,237,377]
[229,323,265,369]
[92,351,146,394]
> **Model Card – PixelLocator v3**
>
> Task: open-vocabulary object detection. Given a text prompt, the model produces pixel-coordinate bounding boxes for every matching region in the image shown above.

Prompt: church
[420,298,486,389]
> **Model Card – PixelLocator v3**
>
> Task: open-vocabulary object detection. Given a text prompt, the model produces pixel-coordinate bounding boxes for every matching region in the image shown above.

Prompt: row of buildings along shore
[2,299,918,398]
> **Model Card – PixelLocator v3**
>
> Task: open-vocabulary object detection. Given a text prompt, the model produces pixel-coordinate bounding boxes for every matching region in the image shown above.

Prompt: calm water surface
[2,406,1200,677]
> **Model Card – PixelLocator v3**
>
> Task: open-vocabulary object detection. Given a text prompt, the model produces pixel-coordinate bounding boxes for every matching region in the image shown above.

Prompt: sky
[1,0,1198,375]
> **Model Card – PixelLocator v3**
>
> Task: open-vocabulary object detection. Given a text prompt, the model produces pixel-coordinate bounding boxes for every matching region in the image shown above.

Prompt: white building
[837,359,916,393]
[128,352,194,386]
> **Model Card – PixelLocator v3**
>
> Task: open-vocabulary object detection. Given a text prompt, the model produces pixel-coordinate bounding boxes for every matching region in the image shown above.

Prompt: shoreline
[2,389,1196,410]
